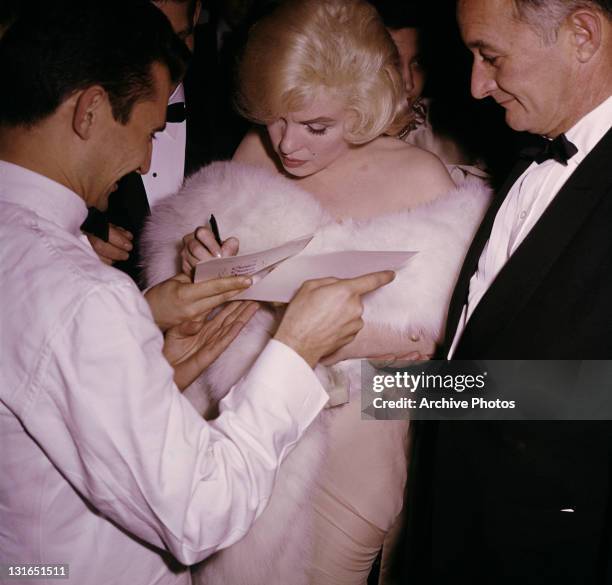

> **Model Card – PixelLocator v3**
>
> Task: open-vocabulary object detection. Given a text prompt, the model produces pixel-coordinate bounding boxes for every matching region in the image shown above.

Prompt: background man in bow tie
[82,0,210,287]
[393,0,612,582]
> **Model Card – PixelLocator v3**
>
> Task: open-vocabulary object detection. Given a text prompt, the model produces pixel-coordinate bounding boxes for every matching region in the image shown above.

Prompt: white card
[194,234,314,282]
[234,250,417,302]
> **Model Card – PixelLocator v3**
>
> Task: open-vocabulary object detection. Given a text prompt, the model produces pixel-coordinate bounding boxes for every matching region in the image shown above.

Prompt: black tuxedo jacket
[396,128,612,585]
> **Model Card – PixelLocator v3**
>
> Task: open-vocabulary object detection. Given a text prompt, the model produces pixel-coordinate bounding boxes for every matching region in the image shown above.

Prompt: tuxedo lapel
[183,71,215,177]
[456,127,612,353]
[105,172,150,287]
[441,159,531,353]
[107,172,150,234]
[184,107,200,178]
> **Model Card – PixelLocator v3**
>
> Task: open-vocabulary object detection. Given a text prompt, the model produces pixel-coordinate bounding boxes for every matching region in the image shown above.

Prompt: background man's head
[458,0,612,137]
[369,1,426,109]
[153,0,202,52]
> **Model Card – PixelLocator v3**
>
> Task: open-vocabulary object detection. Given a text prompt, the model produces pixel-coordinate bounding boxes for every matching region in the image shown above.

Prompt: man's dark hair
[0,0,189,127]
[368,0,425,30]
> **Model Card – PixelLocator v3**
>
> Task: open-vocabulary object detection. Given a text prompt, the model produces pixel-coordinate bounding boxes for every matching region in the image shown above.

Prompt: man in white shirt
[0,3,394,584]
[396,1,612,583]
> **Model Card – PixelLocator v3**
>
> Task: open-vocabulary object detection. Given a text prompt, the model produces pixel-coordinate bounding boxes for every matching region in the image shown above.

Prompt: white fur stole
[140,161,491,584]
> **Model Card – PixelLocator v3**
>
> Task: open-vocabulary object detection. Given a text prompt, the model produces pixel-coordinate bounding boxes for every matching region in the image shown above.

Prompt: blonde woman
[142,1,490,583]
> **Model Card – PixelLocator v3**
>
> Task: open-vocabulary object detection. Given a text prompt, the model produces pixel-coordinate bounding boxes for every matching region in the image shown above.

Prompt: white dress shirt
[0,161,327,584]
[142,83,187,206]
[449,96,612,358]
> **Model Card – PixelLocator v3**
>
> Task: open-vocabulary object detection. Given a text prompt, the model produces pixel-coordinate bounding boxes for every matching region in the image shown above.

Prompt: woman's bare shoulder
[364,137,455,199]
[368,136,445,167]
[233,127,280,173]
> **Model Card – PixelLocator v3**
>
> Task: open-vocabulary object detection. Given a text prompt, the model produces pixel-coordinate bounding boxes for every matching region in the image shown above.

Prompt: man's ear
[72,86,108,139]
[566,9,602,63]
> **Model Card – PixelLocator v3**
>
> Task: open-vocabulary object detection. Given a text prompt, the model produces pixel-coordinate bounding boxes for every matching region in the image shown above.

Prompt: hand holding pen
[180,215,240,276]
[209,214,222,247]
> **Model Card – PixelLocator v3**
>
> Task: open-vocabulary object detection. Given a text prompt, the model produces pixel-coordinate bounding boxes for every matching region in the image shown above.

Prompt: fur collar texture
[140,161,491,584]
[143,161,490,338]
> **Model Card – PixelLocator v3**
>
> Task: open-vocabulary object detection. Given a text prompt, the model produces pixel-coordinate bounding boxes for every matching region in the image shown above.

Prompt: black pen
[209,214,222,247]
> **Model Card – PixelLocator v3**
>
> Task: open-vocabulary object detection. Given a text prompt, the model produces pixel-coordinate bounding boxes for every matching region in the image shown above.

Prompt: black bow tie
[520,133,578,166]
[166,102,186,123]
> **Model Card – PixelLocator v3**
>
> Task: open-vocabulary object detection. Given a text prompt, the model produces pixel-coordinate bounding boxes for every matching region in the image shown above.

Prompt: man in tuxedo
[395,1,612,583]
[82,0,212,287]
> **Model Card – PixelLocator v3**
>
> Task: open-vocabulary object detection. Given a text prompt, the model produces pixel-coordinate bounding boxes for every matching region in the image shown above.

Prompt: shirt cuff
[223,339,328,433]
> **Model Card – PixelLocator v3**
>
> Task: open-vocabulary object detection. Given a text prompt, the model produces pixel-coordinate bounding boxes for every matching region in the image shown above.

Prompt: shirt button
[410,333,420,342]
[519,210,527,220]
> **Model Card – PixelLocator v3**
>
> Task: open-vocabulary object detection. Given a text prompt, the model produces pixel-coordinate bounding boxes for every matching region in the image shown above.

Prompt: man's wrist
[272,333,318,368]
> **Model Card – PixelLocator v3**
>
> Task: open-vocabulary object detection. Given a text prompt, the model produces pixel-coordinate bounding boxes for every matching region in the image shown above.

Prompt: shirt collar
[0,160,88,236]
[564,94,612,168]
[168,82,185,106]
[165,82,186,140]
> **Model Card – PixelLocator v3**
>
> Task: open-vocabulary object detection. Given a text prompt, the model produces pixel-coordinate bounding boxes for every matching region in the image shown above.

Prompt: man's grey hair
[512,0,612,43]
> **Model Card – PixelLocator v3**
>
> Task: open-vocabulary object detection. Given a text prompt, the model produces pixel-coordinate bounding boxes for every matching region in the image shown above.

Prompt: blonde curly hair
[236,0,409,144]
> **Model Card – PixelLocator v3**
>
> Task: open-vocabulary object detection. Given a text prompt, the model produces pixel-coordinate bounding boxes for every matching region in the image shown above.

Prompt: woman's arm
[388,145,456,209]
